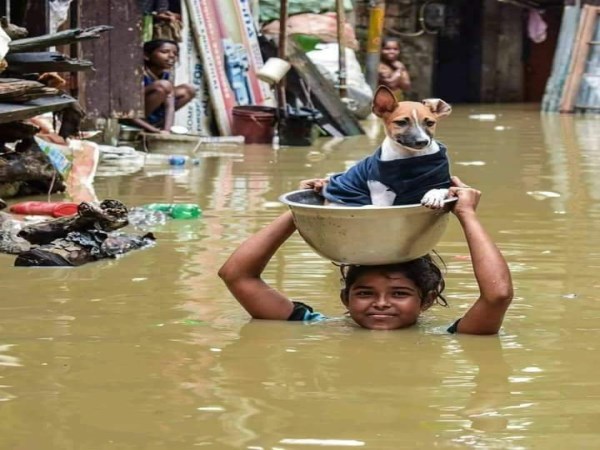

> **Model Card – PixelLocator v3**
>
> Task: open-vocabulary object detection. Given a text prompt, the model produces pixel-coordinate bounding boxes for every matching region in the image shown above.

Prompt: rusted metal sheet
[80,0,143,119]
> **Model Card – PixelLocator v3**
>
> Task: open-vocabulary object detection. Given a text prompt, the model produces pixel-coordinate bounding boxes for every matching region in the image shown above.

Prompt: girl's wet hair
[143,39,179,56]
[339,254,448,307]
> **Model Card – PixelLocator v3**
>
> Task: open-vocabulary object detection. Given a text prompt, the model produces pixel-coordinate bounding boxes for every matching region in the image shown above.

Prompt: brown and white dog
[322,86,452,208]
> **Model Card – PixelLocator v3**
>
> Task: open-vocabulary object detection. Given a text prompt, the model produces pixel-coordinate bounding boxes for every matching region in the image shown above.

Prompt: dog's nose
[414,139,430,148]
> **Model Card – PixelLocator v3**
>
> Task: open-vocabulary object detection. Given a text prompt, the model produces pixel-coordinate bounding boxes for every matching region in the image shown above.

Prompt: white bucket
[257,57,291,84]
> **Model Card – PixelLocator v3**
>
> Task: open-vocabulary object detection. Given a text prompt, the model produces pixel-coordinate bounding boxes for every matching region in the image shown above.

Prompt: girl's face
[344,270,430,330]
[381,41,400,63]
[146,43,179,70]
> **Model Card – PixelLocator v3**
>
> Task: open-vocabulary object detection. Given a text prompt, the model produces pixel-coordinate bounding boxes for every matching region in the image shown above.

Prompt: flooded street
[2,104,600,449]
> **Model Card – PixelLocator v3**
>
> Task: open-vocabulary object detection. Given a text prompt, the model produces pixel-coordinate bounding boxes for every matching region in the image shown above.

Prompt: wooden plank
[8,26,113,53]
[79,1,143,119]
[0,95,76,124]
[560,6,600,112]
[108,0,143,118]
[80,1,111,118]
[5,52,94,73]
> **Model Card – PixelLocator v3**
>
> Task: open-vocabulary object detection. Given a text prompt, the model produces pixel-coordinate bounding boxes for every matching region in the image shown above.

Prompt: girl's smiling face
[344,270,432,330]
[146,43,179,70]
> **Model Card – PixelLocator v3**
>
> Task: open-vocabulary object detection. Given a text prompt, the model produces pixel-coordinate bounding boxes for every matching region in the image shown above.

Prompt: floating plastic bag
[0,26,10,60]
[49,0,73,34]
[306,43,373,119]
[34,137,99,203]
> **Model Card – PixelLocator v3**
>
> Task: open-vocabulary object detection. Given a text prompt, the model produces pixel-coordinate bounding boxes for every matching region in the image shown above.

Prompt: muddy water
[1,105,600,449]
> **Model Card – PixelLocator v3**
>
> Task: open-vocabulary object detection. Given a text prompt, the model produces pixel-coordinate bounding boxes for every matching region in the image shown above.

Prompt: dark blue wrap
[323,142,451,206]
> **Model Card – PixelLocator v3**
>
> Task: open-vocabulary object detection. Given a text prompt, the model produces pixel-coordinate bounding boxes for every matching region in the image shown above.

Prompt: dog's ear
[372,86,398,117]
[422,98,452,118]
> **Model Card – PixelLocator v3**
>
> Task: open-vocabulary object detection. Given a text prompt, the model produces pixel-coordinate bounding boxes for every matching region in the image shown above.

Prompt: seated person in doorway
[131,39,196,134]
[378,37,411,101]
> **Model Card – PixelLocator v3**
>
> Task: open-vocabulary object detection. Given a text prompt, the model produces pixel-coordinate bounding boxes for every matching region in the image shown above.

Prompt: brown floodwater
[2,104,600,449]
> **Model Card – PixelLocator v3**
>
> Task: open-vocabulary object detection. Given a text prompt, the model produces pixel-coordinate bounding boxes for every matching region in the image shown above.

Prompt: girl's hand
[449,176,481,218]
[299,178,328,193]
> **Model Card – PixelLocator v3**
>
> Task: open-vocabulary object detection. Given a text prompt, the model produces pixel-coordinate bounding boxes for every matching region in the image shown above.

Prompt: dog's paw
[421,188,449,209]
[368,180,396,206]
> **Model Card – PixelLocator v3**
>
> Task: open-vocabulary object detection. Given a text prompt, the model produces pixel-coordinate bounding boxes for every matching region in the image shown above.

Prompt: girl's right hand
[299,178,328,193]
[448,176,481,218]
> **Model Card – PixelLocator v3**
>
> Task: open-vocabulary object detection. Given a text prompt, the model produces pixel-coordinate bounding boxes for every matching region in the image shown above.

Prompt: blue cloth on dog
[323,142,451,206]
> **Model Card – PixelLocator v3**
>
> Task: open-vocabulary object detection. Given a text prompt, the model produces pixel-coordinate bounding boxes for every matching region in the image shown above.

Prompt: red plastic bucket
[231,106,277,144]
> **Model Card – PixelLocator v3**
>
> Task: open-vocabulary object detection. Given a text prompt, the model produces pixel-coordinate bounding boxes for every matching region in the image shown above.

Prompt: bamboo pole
[365,0,386,91]
[336,0,347,98]
[278,0,288,117]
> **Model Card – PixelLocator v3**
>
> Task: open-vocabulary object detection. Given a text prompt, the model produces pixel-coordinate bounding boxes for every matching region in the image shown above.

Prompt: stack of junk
[0,19,156,267]
[131,0,366,153]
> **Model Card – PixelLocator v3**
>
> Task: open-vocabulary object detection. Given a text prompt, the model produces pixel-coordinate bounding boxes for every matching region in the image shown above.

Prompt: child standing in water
[219,177,513,335]
[132,39,196,134]
[378,37,411,101]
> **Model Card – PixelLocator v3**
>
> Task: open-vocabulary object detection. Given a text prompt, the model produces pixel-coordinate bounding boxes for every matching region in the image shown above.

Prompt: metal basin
[279,190,455,265]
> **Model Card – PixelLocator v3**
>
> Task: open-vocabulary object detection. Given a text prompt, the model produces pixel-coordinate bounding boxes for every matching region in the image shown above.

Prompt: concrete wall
[354,0,435,99]
[354,0,526,102]
[480,0,524,102]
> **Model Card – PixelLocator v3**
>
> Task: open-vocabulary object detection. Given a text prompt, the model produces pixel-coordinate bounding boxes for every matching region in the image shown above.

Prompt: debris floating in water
[456,161,486,166]
[562,293,577,299]
[527,191,561,200]
[468,114,497,121]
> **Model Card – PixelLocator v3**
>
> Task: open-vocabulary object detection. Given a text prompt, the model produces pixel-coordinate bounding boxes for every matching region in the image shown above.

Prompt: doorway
[432,0,483,102]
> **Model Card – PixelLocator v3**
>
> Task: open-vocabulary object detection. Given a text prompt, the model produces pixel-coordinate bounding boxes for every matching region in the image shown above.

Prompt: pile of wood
[0,78,58,103]
[0,21,111,200]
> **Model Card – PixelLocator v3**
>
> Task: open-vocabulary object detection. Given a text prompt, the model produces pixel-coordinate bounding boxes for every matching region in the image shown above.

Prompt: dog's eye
[394,120,408,127]
[425,120,436,127]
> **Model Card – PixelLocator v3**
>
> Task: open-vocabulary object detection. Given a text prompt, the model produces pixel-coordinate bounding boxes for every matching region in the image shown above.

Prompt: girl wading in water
[219,177,513,334]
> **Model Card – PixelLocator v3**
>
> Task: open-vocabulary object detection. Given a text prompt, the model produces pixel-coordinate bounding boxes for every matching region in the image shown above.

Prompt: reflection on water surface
[1,105,600,449]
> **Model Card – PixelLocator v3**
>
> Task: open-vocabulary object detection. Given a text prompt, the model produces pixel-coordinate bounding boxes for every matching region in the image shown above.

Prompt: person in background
[131,39,196,134]
[378,37,411,101]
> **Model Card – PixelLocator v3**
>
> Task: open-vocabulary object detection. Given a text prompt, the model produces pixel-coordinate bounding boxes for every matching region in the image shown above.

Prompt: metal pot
[119,125,142,142]
[279,189,455,265]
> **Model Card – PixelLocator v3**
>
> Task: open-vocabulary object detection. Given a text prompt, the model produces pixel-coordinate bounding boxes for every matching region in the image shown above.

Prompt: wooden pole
[365,0,386,91]
[336,0,347,98]
[278,0,288,116]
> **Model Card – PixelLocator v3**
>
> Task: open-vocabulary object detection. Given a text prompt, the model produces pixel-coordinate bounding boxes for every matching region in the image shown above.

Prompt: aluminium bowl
[279,189,455,265]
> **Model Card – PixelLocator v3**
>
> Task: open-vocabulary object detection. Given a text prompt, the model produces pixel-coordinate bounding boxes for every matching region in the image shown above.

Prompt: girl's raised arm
[218,212,296,320]
[449,177,513,335]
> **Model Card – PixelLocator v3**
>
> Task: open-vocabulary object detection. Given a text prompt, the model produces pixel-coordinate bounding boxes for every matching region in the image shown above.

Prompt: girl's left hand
[448,176,481,216]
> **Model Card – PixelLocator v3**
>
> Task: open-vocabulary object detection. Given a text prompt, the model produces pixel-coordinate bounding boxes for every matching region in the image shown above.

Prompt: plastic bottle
[143,203,202,219]
[144,154,200,166]
[170,204,201,219]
